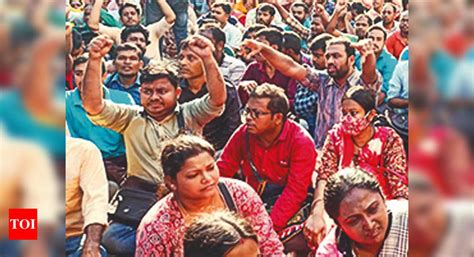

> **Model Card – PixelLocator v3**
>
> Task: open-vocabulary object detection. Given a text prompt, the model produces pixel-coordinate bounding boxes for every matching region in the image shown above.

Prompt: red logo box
[8,209,38,240]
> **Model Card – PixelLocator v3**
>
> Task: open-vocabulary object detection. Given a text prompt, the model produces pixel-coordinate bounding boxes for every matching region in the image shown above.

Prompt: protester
[136,135,285,256]
[316,167,409,256]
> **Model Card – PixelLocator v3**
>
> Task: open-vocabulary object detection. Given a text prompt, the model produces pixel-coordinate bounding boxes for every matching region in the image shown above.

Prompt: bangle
[311,198,324,210]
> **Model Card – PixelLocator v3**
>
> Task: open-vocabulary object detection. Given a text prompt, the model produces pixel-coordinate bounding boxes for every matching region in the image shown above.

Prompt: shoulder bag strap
[245,131,264,183]
[218,182,237,212]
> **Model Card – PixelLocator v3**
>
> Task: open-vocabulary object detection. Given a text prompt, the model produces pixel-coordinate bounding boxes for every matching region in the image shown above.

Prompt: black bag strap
[218,182,237,212]
[245,131,264,183]
[177,105,185,130]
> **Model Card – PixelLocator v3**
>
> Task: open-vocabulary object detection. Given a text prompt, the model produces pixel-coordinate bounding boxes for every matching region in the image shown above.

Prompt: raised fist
[351,39,375,57]
[186,35,215,59]
[88,36,114,60]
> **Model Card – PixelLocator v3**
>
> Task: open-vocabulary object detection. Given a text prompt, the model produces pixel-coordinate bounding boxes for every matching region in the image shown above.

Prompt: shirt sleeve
[284,16,310,40]
[298,65,324,92]
[380,57,398,95]
[147,17,174,39]
[183,94,225,131]
[383,129,408,199]
[217,126,245,178]
[386,61,404,101]
[87,100,141,133]
[232,180,286,256]
[79,140,109,229]
[316,129,340,181]
[294,85,318,118]
[270,136,317,232]
[98,24,122,44]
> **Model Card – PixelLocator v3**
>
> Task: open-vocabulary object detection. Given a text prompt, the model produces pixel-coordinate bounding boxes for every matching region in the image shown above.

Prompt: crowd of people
[65,0,410,256]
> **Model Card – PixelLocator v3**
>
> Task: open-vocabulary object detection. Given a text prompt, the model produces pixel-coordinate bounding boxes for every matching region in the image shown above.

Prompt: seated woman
[305,86,408,247]
[316,167,408,257]
[135,135,285,257]
[183,210,260,257]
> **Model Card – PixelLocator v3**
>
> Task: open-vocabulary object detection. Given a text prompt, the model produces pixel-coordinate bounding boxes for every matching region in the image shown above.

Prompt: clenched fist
[186,35,215,59]
[351,39,375,57]
[88,36,114,60]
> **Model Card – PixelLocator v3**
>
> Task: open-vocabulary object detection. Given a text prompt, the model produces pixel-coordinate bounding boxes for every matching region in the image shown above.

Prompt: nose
[362,216,376,231]
[202,171,213,182]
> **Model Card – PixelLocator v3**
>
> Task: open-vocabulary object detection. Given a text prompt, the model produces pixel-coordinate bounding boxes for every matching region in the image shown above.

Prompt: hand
[351,39,375,57]
[334,0,348,14]
[66,22,74,37]
[88,36,114,60]
[186,35,215,59]
[241,39,264,59]
[303,206,327,247]
[314,4,326,16]
[239,80,258,95]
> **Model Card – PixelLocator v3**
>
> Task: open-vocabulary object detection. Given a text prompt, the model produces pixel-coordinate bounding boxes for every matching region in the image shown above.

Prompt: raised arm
[269,0,310,40]
[326,2,346,37]
[242,39,308,81]
[157,0,176,24]
[83,36,114,115]
[187,35,226,107]
[87,0,103,31]
[352,39,378,85]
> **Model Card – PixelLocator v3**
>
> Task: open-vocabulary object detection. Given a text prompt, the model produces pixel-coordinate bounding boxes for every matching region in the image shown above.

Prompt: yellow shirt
[65,137,109,238]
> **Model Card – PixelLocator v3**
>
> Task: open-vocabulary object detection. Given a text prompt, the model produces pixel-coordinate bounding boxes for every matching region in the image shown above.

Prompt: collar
[394,31,406,43]
[326,70,360,89]
[276,120,291,142]
[180,80,208,95]
[109,72,141,89]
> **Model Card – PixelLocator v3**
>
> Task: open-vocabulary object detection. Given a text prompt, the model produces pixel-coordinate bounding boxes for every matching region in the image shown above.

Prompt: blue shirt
[356,48,398,95]
[0,90,65,158]
[104,72,141,105]
[387,61,409,113]
[65,87,135,158]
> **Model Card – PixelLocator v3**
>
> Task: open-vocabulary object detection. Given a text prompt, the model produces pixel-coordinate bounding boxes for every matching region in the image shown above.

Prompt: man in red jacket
[217,83,317,254]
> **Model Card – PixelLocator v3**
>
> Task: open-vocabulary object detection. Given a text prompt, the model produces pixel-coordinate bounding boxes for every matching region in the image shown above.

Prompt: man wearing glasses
[217,83,316,254]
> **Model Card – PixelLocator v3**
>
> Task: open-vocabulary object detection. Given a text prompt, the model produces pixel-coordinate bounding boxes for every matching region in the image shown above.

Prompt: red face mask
[341,113,371,136]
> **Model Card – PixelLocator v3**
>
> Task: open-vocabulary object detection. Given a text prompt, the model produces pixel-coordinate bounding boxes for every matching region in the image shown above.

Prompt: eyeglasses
[242,107,271,119]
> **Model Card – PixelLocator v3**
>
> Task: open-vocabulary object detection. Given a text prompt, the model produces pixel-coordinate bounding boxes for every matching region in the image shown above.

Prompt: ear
[273,113,284,124]
[175,87,182,99]
[164,176,177,192]
[348,54,355,66]
[368,109,377,122]
[139,60,144,69]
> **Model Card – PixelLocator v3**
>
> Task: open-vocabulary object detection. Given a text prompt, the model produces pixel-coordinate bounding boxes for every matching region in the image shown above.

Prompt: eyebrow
[343,200,379,221]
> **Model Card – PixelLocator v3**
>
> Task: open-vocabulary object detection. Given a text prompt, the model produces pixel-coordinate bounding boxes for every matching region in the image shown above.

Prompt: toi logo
[8,209,38,240]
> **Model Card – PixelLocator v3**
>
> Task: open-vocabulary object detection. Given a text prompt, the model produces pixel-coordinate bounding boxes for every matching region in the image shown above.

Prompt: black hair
[355,14,373,26]
[342,86,376,114]
[256,28,283,51]
[324,167,384,222]
[72,28,83,51]
[309,33,333,52]
[291,2,309,14]
[350,2,368,16]
[161,135,215,179]
[199,25,226,44]
[119,3,140,17]
[114,42,143,60]
[249,83,289,119]
[120,25,150,45]
[327,37,355,57]
[242,24,266,40]
[184,211,258,257]
[73,55,88,70]
[282,31,302,54]
[212,2,232,15]
[367,25,388,41]
[258,3,276,16]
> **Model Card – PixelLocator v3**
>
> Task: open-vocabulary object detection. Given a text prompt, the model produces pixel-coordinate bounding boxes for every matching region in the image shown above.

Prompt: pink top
[135,178,285,257]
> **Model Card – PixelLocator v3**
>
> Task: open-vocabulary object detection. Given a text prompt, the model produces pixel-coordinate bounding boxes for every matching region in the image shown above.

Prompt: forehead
[141,77,175,89]
[256,36,270,45]
[368,29,384,37]
[116,49,140,58]
[292,5,305,11]
[180,46,199,57]
[338,188,382,218]
[74,62,87,71]
[211,6,224,12]
[383,5,394,12]
[342,98,364,110]
[128,31,145,38]
[356,16,369,23]
[258,9,270,15]
[247,97,270,110]
[326,43,346,54]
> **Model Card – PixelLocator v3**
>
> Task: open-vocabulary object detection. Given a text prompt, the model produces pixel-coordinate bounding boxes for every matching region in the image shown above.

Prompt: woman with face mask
[316,86,408,200]
[135,135,285,257]
[316,168,409,257]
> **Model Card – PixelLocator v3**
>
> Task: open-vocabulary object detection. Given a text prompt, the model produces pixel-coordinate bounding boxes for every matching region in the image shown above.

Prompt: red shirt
[217,120,317,232]
[386,31,408,60]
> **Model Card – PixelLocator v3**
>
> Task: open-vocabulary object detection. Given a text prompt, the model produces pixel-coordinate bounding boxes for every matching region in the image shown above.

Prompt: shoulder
[108,88,135,104]
[221,177,254,195]
[138,194,176,233]
[287,120,315,145]
[66,137,100,155]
